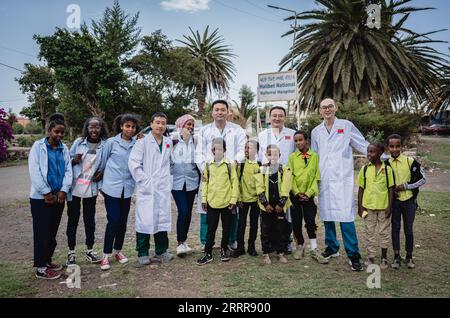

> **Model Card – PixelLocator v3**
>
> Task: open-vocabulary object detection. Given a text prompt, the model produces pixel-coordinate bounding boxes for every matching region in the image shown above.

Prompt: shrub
[12,123,24,134]
[0,108,14,161]
[25,121,43,134]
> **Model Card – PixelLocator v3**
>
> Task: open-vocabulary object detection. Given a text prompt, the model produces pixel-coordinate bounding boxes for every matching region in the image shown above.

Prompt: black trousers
[66,195,97,250]
[30,199,64,268]
[237,202,260,251]
[260,210,288,254]
[205,205,232,255]
[392,197,416,254]
[290,195,318,245]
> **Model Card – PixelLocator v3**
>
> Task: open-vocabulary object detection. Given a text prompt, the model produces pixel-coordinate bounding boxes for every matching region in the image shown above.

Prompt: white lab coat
[311,118,368,222]
[195,121,246,214]
[257,127,296,166]
[128,134,173,234]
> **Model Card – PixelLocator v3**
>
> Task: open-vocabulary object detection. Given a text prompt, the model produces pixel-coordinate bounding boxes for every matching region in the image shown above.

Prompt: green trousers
[136,231,168,257]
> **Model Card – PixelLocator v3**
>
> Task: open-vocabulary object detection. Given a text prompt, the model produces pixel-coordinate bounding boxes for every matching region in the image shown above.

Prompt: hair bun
[49,113,65,123]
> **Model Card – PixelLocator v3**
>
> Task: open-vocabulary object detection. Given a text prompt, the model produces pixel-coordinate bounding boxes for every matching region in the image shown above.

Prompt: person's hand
[275,205,283,214]
[358,207,363,218]
[265,205,274,213]
[92,171,103,182]
[44,193,55,205]
[72,154,82,165]
[202,203,208,212]
[56,191,66,204]
[395,184,406,192]
[299,193,309,201]
[229,204,236,210]
[136,132,145,140]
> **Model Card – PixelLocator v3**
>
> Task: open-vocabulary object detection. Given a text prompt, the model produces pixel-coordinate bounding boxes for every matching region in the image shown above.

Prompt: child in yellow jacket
[255,144,292,265]
[288,130,328,264]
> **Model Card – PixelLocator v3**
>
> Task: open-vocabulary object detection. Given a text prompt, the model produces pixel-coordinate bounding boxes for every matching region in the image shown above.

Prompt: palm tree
[280,0,448,112]
[178,26,236,116]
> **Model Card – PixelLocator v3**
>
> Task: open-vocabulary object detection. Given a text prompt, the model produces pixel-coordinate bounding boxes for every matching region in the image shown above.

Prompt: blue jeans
[324,221,360,258]
[172,186,198,243]
[103,192,131,254]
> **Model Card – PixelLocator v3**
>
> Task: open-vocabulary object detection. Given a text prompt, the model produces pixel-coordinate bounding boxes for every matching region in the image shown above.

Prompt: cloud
[160,0,210,13]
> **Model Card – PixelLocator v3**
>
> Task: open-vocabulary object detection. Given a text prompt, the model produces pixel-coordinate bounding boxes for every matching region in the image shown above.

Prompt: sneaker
[156,251,174,263]
[100,257,110,271]
[183,243,193,254]
[285,243,293,255]
[176,244,188,257]
[310,249,329,264]
[406,258,415,269]
[348,254,363,271]
[230,249,245,258]
[197,253,213,266]
[364,258,375,267]
[115,252,128,264]
[66,253,76,266]
[137,256,151,266]
[262,254,272,265]
[278,253,288,264]
[220,248,230,262]
[46,262,63,271]
[35,268,61,280]
[293,245,305,260]
[391,256,401,269]
[380,258,388,270]
[321,246,340,260]
[247,248,258,257]
[86,251,101,264]
[228,241,238,250]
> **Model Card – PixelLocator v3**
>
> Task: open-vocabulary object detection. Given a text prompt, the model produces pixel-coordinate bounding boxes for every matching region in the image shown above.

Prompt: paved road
[0,164,30,205]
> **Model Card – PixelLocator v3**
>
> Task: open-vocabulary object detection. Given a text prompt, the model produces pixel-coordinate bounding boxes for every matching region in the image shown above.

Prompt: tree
[91,0,141,63]
[178,26,236,116]
[0,108,14,162]
[280,0,448,112]
[233,85,257,126]
[127,30,206,123]
[16,64,59,129]
[34,26,130,120]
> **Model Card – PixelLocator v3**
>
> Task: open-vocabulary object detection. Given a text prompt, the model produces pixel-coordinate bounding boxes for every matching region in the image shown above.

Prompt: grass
[418,137,450,171]
[0,159,28,168]
[0,262,37,298]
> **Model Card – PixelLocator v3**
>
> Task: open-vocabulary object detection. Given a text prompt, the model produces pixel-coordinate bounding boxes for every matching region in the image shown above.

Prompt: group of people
[28,97,425,280]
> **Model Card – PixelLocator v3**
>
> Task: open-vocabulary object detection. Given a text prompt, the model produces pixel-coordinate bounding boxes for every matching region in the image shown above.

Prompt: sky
[0,0,449,115]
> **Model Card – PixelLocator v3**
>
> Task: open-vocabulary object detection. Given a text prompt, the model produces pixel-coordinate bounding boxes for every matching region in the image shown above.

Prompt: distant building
[16,117,30,127]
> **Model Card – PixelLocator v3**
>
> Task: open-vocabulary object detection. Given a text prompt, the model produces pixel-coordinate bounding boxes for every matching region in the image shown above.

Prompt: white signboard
[257,71,297,103]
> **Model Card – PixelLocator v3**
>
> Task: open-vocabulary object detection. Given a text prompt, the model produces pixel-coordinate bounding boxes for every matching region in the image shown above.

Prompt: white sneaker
[176,244,188,256]
[183,243,193,254]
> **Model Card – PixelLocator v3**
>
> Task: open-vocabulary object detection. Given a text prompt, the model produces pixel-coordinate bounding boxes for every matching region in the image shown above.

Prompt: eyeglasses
[320,104,335,110]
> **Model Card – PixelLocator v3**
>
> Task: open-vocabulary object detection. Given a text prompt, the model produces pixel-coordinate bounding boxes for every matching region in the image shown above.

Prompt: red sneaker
[100,257,110,271]
[115,252,129,264]
[46,263,63,271]
[36,268,61,280]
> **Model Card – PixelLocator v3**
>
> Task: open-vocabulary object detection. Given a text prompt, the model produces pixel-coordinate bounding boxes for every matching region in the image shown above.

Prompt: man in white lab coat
[257,106,296,254]
[311,98,368,271]
[195,100,247,250]
[128,112,174,266]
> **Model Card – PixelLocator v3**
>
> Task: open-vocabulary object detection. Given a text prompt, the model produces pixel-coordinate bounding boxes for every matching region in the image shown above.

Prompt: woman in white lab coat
[128,112,173,266]
[311,98,368,272]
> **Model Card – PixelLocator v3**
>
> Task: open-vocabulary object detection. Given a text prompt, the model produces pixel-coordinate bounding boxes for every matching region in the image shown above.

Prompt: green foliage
[15,135,43,147]
[12,123,24,135]
[25,121,43,134]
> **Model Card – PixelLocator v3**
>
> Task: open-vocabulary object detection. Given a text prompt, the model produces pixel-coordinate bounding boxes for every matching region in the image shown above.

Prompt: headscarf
[175,114,195,133]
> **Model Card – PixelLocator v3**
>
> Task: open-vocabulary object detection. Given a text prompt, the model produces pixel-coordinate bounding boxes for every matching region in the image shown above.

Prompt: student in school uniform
[386,134,426,269]
[65,117,108,266]
[196,138,239,265]
[256,144,293,265]
[288,131,328,264]
[128,112,174,266]
[99,114,139,271]
[29,114,72,280]
[231,139,261,258]
[357,142,395,269]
